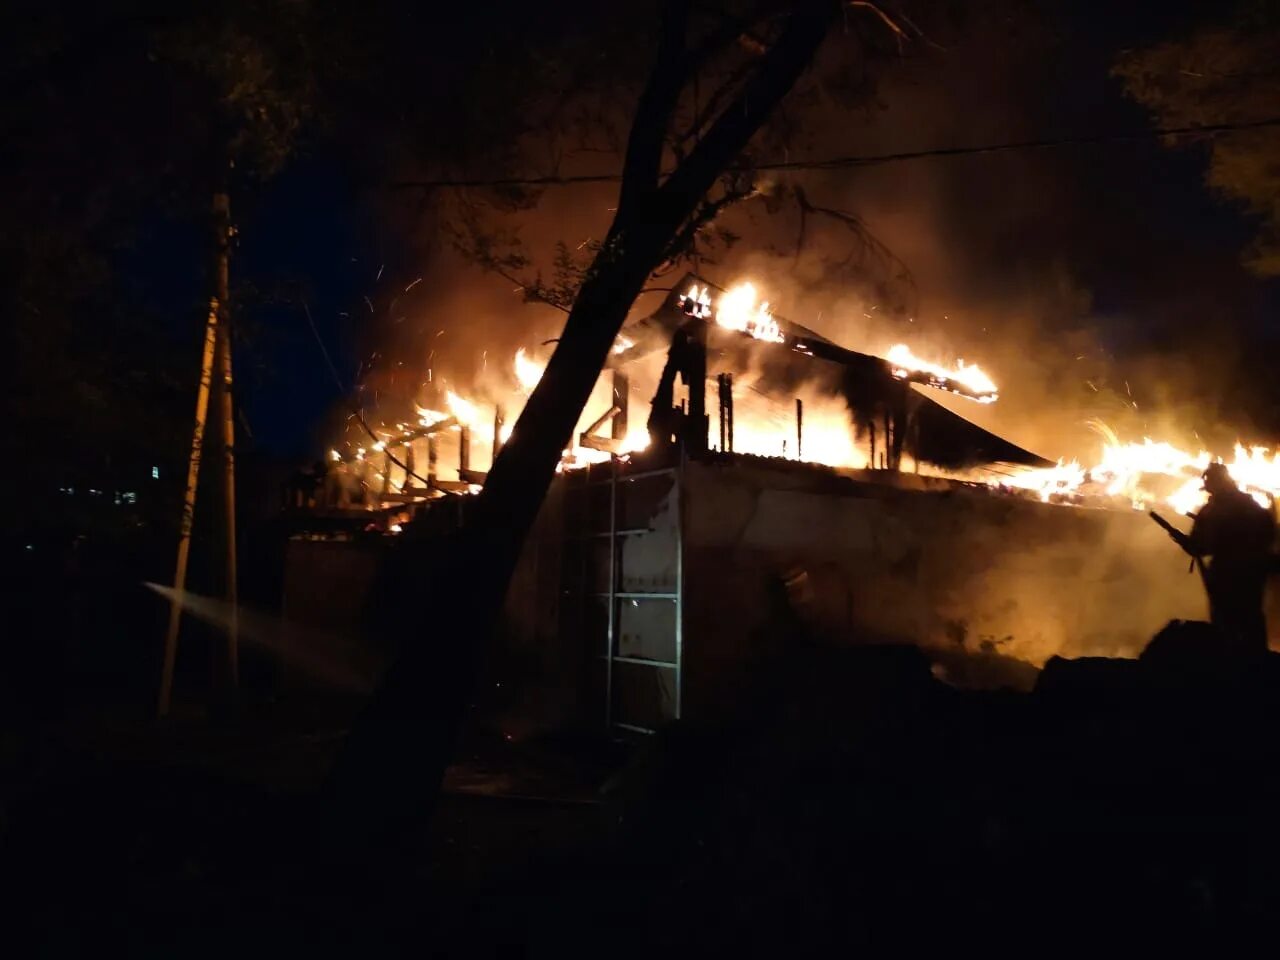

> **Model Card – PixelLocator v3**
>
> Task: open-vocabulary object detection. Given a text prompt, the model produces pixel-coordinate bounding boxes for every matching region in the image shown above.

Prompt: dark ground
[6,618,1280,956]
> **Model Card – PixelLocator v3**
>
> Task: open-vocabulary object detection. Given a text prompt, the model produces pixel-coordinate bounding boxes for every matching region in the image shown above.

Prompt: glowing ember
[714,282,785,344]
[612,334,635,355]
[885,344,998,402]
[514,348,545,391]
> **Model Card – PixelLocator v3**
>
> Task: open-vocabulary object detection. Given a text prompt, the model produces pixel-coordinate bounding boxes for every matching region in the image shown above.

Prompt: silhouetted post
[213,190,239,699]
[492,405,505,467]
[612,371,629,444]
[795,398,804,461]
[157,296,219,718]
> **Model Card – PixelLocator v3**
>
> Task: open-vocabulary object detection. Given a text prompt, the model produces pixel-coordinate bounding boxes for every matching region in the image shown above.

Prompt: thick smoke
[337,1,1276,466]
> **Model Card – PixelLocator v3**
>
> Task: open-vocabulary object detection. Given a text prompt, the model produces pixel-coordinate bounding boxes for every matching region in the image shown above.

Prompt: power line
[389,116,1280,191]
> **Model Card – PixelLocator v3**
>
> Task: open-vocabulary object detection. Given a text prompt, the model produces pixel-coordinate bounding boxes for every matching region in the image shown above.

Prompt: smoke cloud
[334,1,1277,467]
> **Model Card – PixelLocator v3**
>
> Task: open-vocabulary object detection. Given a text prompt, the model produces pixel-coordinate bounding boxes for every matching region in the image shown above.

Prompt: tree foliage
[438,0,921,313]
[3,1,327,520]
[1114,2,1280,276]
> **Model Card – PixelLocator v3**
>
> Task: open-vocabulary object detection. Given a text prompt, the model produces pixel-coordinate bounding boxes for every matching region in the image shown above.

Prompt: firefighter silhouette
[1180,462,1277,653]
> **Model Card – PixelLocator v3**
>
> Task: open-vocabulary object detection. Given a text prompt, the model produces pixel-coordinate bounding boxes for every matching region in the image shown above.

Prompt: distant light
[152,466,160,479]
[26,544,34,551]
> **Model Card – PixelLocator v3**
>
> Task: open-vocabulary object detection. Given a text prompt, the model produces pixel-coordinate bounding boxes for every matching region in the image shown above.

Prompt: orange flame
[885,344,998,401]
[713,282,785,344]
[514,348,545,391]
[1005,432,1280,515]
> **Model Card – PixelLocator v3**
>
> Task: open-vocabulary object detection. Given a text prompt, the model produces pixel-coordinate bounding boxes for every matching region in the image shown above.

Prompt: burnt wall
[682,460,1219,672]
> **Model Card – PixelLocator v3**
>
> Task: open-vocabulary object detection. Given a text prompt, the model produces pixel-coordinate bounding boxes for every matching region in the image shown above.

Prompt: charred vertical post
[611,371,629,443]
[492,406,505,464]
[795,398,804,462]
[428,435,438,488]
[888,379,909,471]
[869,422,877,470]
[382,449,392,496]
[716,373,735,453]
[212,190,239,700]
[405,441,416,490]
[685,322,708,455]
[157,296,219,718]
[459,425,471,475]
[728,377,734,453]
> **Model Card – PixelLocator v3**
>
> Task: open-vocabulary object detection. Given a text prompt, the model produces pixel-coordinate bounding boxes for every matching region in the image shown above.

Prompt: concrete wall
[682,459,1219,673]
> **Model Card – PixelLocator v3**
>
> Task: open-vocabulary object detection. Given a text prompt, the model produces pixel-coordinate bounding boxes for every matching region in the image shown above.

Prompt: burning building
[284,275,1279,735]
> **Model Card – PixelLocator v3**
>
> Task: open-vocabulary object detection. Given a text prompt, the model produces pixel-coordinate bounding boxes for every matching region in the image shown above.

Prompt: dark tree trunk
[325,0,843,867]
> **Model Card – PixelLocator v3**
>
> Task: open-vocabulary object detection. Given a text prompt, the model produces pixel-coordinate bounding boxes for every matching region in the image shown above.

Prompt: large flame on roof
[885,344,998,402]
[1005,421,1280,516]
[710,282,785,344]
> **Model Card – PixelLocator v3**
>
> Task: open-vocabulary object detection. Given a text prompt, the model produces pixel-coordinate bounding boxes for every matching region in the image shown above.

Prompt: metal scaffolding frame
[564,460,684,735]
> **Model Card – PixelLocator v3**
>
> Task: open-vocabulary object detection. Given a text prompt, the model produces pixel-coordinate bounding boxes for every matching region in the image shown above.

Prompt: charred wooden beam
[396,416,459,445]
[584,404,622,438]
[795,398,803,462]
[686,320,707,456]
[612,371,629,442]
[431,479,473,494]
[717,373,732,452]
[580,434,622,453]
[492,405,505,463]
[380,491,430,503]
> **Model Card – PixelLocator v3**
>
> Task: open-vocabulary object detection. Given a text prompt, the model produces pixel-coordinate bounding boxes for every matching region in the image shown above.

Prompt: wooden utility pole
[213,190,239,701]
[156,190,239,718]
[157,296,220,718]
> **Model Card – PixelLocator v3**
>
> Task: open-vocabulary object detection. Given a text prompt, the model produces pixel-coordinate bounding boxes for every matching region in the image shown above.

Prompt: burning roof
[316,272,1280,527]
[615,274,1050,471]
